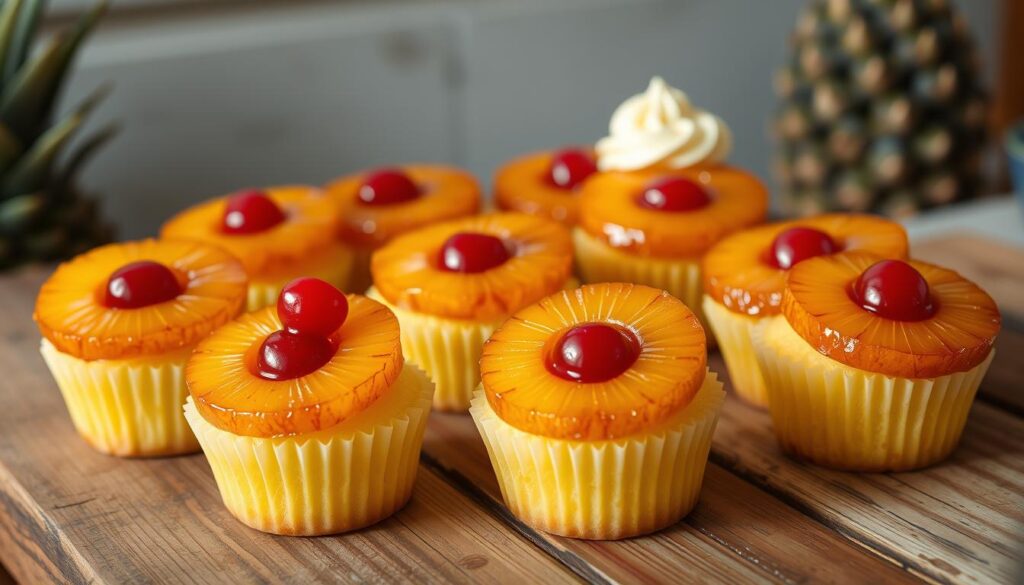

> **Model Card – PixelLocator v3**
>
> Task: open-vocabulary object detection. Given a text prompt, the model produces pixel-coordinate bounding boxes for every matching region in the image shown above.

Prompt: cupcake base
[184,364,434,536]
[753,317,993,472]
[367,287,500,412]
[40,339,199,457]
[573,228,708,333]
[470,371,724,540]
[702,297,775,407]
[247,242,353,310]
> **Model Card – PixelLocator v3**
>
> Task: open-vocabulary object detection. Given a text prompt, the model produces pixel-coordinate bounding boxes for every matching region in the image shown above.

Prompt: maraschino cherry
[851,259,936,321]
[104,261,183,309]
[547,149,597,190]
[358,168,421,205]
[256,277,349,381]
[438,232,511,273]
[769,227,839,269]
[637,177,711,212]
[221,190,286,234]
[547,323,640,383]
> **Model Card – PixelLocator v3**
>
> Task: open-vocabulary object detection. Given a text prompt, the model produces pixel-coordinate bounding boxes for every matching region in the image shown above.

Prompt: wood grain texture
[0,269,578,585]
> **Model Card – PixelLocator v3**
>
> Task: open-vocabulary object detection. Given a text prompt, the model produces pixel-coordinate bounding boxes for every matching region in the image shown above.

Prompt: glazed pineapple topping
[438,232,512,273]
[768,226,839,269]
[547,148,597,190]
[104,260,183,309]
[546,323,641,383]
[221,190,286,234]
[358,168,422,205]
[256,277,349,381]
[851,259,936,322]
[637,176,711,212]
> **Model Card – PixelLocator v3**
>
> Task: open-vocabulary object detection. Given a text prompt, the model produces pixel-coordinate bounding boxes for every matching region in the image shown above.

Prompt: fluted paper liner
[184,364,433,536]
[246,243,354,310]
[573,228,708,334]
[702,296,777,407]
[471,371,724,540]
[753,317,993,471]
[40,339,199,457]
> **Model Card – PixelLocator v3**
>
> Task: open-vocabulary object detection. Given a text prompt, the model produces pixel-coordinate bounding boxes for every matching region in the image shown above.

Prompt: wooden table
[0,234,1022,584]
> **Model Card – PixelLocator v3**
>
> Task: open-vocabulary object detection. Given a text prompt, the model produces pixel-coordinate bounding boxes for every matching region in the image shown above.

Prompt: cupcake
[34,239,247,457]
[494,147,598,225]
[325,165,481,292]
[754,252,1000,471]
[575,77,767,328]
[702,214,908,407]
[368,213,574,412]
[472,283,724,540]
[161,186,349,311]
[183,278,433,535]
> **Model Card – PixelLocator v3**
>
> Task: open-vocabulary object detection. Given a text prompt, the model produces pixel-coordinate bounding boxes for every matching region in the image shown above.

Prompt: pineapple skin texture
[40,340,199,457]
[184,364,434,536]
[753,316,992,472]
[702,296,776,408]
[471,371,724,540]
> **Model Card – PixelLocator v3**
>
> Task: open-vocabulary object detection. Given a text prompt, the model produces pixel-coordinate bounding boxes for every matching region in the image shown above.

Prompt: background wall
[57,0,1001,238]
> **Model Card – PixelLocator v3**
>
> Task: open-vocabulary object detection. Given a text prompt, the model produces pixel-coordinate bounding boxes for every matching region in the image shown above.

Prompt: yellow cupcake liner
[702,296,777,407]
[39,339,199,457]
[184,364,434,536]
[246,242,354,311]
[753,317,994,471]
[367,287,501,412]
[573,228,707,333]
[470,371,724,540]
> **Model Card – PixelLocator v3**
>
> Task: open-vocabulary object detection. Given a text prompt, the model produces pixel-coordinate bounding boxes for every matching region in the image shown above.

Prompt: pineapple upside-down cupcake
[702,214,908,407]
[471,283,724,539]
[161,186,349,311]
[35,239,247,457]
[368,212,574,412]
[325,165,481,292]
[494,147,598,225]
[183,278,433,535]
[754,252,1000,471]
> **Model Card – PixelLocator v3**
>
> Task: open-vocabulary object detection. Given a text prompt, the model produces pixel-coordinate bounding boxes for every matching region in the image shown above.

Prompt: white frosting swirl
[596,76,732,171]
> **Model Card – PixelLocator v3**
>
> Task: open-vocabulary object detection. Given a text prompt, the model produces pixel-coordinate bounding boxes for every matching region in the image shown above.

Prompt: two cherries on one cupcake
[368,213,574,411]
[184,277,434,535]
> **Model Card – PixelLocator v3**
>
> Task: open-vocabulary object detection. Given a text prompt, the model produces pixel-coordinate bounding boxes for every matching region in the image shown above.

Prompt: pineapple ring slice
[325,164,481,249]
[186,294,403,438]
[371,213,574,322]
[494,149,590,225]
[161,185,338,276]
[703,213,909,317]
[481,283,707,441]
[34,239,247,361]
[577,165,768,258]
[783,251,1000,379]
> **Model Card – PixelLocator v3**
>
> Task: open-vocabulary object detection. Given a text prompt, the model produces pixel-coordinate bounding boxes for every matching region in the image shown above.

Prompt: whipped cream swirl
[596,76,732,171]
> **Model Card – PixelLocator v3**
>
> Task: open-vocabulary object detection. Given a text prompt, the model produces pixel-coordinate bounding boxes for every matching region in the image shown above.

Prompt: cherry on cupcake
[637,177,711,212]
[221,190,286,234]
[547,149,597,190]
[547,323,641,383]
[358,168,421,205]
[769,226,839,269]
[438,232,512,273]
[852,259,936,321]
[257,277,349,380]
[104,261,183,309]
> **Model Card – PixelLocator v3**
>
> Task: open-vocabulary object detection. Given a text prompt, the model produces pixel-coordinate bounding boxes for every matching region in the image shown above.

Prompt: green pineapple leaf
[0,0,26,83]
[0,120,21,171]
[55,122,117,192]
[2,0,42,83]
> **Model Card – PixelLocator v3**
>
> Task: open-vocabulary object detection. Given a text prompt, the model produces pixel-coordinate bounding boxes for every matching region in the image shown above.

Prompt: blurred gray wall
[59,0,1001,238]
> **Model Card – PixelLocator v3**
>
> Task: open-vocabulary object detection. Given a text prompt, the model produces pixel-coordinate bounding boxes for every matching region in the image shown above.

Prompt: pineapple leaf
[0,120,21,172]
[2,0,42,84]
[55,122,117,191]
[0,0,26,89]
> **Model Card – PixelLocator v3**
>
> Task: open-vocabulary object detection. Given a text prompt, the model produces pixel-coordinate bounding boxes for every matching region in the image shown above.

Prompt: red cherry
[769,227,839,269]
[104,261,183,309]
[852,259,936,321]
[637,177,711,212]
[358,168,421,205]
[221,190,286,234]
[438,232,512,273]
[547,149,597,190]
[546,323,640,383]
[256,330,335,381]
[277,277,349,337]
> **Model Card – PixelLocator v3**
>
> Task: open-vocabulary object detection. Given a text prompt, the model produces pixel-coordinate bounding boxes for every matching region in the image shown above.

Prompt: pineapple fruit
[774,0,988,217]
[0,0,114,269]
